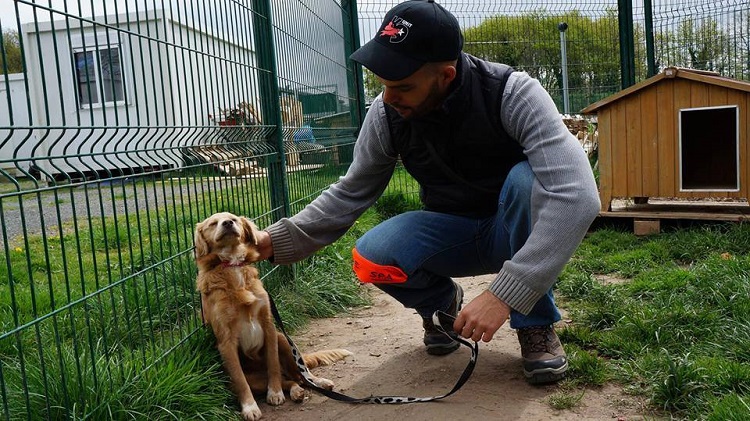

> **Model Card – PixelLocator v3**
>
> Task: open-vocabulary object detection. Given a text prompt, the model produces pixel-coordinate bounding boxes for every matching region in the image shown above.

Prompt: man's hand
[255,230,274,261]
[453,290,511,343]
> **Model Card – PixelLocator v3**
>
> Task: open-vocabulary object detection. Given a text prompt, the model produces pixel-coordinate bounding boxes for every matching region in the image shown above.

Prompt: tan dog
[194,212,352,420]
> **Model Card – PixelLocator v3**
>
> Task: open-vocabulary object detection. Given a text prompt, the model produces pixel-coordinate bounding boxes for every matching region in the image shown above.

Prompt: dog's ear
[241,217,259,245]
[194,221,210,257]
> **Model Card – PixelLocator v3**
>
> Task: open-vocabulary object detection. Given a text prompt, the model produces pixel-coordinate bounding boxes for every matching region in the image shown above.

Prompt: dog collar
[221,260,247,268]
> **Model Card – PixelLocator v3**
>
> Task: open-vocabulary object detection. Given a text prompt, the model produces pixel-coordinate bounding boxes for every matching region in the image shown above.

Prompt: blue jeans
[354,161,561,329]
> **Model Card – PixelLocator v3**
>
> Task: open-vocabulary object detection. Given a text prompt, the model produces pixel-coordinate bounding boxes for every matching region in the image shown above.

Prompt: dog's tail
[302,349,353,369]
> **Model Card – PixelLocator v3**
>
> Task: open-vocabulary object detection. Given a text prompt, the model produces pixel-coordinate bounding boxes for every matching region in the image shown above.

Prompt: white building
[1,8,260,179]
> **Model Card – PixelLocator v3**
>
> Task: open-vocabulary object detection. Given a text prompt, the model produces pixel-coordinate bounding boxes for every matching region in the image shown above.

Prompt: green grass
[558,222,750,419]
[6,163,750,420]
[364,178,750,419]
[0,162,356,420]
[547,388,586,410]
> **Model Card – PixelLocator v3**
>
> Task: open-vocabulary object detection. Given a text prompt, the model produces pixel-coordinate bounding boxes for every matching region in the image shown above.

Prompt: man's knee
[503,161,534,204]
[352,246,407,284]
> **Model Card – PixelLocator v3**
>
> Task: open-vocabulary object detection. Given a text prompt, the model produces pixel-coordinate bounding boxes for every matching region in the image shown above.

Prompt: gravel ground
[0,177,218,250]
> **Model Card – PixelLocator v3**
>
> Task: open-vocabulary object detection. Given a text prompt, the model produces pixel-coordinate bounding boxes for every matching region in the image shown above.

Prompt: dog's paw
[311,376,335,391]
[266,387,285,406]
[241,402,262,421]
[290,384,305,402]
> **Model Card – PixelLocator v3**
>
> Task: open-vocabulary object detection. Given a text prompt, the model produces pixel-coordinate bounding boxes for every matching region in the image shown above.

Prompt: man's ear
[194,223,210,257]
[241,217,259,245]
[440,64,457,87]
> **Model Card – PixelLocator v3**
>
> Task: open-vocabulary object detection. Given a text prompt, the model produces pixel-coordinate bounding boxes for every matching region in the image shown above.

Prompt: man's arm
[488,71,600,314]
[455,71,600,341]
[261,98,399,264]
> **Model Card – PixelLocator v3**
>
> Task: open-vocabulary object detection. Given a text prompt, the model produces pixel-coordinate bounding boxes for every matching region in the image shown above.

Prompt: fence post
[644,0,657,77]
[617,0,636,88]
[252,0,290,221]
[342,0,366,129]
[558,22,570,115]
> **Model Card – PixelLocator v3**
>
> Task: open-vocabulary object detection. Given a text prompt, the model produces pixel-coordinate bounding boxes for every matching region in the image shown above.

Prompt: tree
[362,67,383,103]
[655,18,731,75]
[1,28,24,74]
[462,9,623,111]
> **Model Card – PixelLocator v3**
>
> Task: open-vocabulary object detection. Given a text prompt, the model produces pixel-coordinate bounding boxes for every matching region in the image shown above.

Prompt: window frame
[72,43,127,109]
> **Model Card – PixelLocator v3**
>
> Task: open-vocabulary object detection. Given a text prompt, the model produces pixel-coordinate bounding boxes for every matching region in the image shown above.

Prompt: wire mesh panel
[360,0,748,208]
[0,0,360,419]
[357,0,623,113]
[358,0,749,113]
[1,0,749,418]
[644,0,748,81]
[270,0,359,215]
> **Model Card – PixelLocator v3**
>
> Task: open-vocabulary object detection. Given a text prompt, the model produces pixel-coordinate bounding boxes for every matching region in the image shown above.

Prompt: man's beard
[393,79,445,120]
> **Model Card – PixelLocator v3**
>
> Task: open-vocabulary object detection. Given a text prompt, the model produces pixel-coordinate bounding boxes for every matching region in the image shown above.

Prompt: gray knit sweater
[264,70,600,315]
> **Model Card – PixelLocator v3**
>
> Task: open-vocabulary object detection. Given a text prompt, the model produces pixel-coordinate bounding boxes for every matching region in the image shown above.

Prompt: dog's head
[194,212,260,261]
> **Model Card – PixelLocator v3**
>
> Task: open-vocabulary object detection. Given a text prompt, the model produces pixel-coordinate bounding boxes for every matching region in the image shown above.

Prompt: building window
[73,46,125,107]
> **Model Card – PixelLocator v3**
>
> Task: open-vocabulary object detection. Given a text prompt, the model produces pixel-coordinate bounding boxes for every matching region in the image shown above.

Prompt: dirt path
[262,275,650,420]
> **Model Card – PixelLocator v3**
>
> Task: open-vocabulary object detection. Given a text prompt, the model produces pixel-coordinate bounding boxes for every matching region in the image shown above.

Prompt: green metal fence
[647,0,747,80]
[1,0,749,418]
[359,0,749,112]
[0,0,360,419]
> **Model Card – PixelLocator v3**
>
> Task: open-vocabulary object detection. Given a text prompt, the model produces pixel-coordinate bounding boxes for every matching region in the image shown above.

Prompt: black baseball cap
[350,0,463,81]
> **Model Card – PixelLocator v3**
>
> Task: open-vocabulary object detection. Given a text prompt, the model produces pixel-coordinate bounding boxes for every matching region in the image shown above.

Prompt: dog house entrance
[679,105,739,191]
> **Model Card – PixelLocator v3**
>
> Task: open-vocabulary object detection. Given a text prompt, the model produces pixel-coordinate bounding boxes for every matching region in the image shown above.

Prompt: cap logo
[379,15,412,44]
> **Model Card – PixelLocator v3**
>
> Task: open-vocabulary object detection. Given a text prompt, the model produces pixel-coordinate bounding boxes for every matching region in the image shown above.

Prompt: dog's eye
[209,221,218,226]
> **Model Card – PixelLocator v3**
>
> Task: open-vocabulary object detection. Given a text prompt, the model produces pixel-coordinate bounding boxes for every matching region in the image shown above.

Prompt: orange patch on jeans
[352,247,408,284]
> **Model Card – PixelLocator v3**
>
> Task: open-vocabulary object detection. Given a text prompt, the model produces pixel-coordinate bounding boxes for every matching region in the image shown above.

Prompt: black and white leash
[269,296,479,404]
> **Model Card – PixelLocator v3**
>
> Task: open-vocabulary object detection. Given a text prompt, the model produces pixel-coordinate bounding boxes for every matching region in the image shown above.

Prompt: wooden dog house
[582,67,750,222]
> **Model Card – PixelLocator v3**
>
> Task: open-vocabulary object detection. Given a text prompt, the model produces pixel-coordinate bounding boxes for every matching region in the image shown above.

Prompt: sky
[1,0,172,28]
[4,0,579,30]
[8,0,722,35]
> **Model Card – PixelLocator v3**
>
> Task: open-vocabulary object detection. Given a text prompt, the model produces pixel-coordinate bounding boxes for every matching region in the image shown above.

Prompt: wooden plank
[673,79,692,195]
[597,110,614,211]
[730,91,750,197]
[677,69,750,94]
[738,93,750,197]
[583,69,750,115]
[600,210,750,222]
[602,198,750,221]
[656,79,675,197]
[708,85,730,105]
[625,95,643,196]
[634,219,661,236]
[640,86,659,197]
[690,81,709,108]
[610,101,629,197]
[581,72,667,113]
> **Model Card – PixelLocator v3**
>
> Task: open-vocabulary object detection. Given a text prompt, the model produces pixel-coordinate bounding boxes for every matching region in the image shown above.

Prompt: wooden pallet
[599,199,750,235]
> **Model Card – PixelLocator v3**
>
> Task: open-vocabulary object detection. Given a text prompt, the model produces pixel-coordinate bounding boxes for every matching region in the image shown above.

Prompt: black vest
[387,53,527,218]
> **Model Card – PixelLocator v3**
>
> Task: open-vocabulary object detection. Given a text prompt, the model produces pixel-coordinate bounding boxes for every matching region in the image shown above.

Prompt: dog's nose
[222,220,234,227]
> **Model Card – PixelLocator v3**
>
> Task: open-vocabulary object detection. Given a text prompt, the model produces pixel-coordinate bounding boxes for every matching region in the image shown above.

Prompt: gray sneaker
[517,325,568,384]
[422,281,464,356]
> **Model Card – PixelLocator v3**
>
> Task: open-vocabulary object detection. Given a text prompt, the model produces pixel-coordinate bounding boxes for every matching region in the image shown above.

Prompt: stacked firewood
[562,114,598,161]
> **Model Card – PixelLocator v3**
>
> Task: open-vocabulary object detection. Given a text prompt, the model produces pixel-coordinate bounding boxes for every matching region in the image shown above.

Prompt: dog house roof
[581,66,750,114]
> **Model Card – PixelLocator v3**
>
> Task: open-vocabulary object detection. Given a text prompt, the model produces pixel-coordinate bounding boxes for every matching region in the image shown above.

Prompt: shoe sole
[523,360,568,384]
